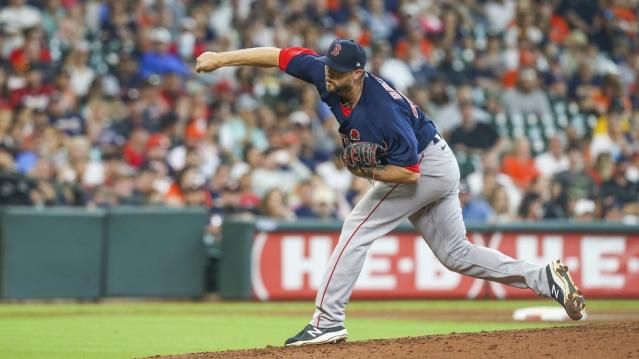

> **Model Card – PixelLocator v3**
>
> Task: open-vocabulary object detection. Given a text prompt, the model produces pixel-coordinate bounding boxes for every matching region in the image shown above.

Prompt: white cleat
[546,259,586,320]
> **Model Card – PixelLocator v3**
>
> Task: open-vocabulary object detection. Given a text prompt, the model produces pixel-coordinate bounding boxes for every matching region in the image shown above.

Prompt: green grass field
[0,299,637,359]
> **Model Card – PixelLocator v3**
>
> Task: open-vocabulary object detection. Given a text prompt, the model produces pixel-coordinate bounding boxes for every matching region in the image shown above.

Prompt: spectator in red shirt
[501,137,540,189]
[10,67,53,111]
[8,27,51,73]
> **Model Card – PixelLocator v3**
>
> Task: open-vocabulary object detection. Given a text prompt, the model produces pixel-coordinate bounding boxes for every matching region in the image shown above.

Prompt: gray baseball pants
[311,138,550,328]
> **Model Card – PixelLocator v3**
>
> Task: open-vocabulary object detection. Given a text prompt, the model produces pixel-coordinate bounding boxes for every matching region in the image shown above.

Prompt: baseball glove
[342,142,387,168]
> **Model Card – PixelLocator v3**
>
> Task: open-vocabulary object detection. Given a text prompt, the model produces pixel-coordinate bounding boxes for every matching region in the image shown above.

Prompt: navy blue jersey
[279,47,438,170]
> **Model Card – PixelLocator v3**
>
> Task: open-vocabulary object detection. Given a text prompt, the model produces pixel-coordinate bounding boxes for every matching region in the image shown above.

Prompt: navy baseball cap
[318,39,366,73]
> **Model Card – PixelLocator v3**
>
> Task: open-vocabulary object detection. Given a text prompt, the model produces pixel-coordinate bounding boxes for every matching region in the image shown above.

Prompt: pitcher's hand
[195,52,225,73]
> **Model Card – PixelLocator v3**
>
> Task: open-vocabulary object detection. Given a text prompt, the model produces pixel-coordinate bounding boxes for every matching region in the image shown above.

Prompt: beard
[327,81,351,96]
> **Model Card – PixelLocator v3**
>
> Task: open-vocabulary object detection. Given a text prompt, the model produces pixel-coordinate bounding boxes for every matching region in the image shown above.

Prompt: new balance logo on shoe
[551,284,560,299]
[285,324,348,346]
[307,327,323,338]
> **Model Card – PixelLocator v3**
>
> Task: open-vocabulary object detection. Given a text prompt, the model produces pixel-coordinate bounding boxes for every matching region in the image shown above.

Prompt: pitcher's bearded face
[325,66,361,93]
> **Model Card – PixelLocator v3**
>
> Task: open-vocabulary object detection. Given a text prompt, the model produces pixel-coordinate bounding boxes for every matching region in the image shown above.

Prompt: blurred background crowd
[0,0,638,229]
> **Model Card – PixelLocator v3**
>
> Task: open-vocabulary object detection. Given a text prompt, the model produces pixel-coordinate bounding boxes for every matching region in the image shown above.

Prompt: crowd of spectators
[0,0,637,227]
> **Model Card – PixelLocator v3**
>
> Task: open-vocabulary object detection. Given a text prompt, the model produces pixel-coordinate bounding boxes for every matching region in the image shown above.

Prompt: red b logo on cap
[331,44,342,56]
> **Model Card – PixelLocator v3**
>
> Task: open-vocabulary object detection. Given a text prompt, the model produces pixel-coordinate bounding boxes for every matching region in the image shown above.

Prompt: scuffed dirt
[153,322,639,359]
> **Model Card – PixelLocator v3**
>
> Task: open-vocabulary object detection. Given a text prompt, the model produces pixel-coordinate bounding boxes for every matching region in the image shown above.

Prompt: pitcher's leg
[311,183,406,328]
[311,145,462,328]
[409,193,548,296]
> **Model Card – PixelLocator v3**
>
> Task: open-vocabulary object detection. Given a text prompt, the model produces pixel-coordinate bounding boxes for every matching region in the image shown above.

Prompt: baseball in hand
[195,52,224,73]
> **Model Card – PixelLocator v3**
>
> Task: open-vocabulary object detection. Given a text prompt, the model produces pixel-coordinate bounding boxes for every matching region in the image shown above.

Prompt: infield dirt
[154,321,639,359]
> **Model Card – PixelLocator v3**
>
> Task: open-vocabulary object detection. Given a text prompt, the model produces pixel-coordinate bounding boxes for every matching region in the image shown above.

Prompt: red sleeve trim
[403,163,420,173]
[278,47,319,71]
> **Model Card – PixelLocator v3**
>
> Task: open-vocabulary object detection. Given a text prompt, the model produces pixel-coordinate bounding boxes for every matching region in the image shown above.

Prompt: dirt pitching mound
[156,322,639,359]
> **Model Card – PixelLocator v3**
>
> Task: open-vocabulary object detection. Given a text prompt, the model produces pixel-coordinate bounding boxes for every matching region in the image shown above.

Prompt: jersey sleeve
[279,47,326,90]
[382,109,420,169]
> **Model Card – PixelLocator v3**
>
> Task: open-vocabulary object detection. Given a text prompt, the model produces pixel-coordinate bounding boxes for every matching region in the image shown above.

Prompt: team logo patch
[331,44,342,57]
[349,128,360,141]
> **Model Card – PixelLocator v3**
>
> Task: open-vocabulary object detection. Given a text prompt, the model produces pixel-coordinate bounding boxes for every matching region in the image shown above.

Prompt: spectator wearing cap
[459,180,494,223]
[311,186,338,220]
[573,198,596,222]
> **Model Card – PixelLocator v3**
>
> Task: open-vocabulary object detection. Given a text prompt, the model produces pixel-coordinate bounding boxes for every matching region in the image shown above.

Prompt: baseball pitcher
[195,39,585,347]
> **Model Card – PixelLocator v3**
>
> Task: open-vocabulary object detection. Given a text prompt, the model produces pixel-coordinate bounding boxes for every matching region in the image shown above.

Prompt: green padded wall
[219,219,255,299]
[104,207,208,298]
[0,207,105,299]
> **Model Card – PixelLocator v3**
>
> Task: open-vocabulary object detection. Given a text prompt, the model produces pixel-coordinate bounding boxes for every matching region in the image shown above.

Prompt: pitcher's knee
[440,256,467,273]
[437,239,472,273]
